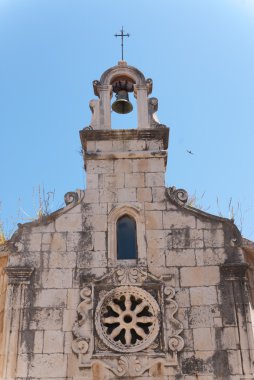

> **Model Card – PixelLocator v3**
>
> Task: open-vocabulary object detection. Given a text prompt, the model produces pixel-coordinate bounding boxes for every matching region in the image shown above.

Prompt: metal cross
[114,27,130,60]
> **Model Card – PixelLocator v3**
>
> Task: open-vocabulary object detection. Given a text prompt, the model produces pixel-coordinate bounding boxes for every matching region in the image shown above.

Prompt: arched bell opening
[110,77,138,130]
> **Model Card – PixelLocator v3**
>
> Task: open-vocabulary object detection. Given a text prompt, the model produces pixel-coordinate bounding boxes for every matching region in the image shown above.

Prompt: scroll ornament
[72,287,92,366]
[166,186,188,207]
[64,191,79,205]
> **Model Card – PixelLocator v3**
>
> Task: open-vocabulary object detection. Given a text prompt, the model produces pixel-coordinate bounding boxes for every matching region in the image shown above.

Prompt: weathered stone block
[16,354,29,377]
[195,248,226,266]
[112,140,124,152]
[146,140,163,150]
[34,289,67,308]
[93,232,106,251]
[86,173,98,189]
[95,140,113,152]
[64,331,73,353]
[82,202,107,215]
[125,173,145,188]
[145,172,164,187]
[220,326,239,349]
[124,139,146,151]
[34,330,43,353]
[99,188,117,203]
[132,158,165,173]
[50,233,66,252]
[145,201,166,210]
[175,288,190,308]
[77,250,107,268]
[28,233,42,251]
[28,353,67,377]
[101,173,125,189]
[87,214,107,231]
[228,349,243,375]
[67,231,92,252]
[203,229,225,248]
[180,266,220,287]
[147,248,165,267]
[190,286,218,306]
[67,289,80,309]
[152,187,166,202]
[41,269,72,288]
[166,249,196,267]
[163,211,196,229]
[19,330,35,353]
[189,305,220,328]
[48,251,76,269]
[193,328,216,350]
[114,158,133,173]
[137,188,152,202]
[55,213,83,232]
[197,219,223,230]
[87,160,114,174]
[63,308,76,331]
[84,189,99,203]
[146,230,166,249]
[27,308,63,330]
[43,330,64,353]
[145,211,163,229]
[42,232,52,245]
[117,188,136,202]
[171,228,204,249]
[8,251,41,268]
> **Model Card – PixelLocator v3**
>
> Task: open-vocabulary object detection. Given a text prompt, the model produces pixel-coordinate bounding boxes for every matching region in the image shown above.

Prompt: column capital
[5,266,34,284]
[220,262,248,279]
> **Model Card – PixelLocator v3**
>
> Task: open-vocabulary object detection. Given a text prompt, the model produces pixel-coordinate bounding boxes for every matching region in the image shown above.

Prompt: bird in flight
[186,150,194,155]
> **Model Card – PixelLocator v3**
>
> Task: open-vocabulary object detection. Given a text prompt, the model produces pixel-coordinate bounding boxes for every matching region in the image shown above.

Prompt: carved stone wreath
[95,286,160,353]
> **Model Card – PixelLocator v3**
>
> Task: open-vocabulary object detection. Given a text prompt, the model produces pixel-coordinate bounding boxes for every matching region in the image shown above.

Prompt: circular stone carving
[95,286,160,353]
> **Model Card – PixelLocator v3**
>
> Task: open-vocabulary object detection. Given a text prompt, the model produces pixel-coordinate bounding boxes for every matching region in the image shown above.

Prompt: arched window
[117,215,137,260]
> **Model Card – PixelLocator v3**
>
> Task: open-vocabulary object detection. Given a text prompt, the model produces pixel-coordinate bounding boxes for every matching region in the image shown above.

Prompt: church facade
[0,61,254,379]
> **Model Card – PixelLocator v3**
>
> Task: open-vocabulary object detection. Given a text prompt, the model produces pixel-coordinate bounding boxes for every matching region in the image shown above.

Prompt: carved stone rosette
[95,286,160,353]
[72,267,184,377]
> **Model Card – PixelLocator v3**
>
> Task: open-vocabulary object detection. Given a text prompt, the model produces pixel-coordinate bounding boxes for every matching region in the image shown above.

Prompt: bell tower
[80,61,169,267]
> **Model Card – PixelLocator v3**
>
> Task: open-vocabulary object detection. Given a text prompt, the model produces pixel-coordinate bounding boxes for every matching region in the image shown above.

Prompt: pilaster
[2,267,33,380]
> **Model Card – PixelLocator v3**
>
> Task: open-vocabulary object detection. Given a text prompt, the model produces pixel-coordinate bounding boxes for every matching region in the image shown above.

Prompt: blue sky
[0,0,253,239]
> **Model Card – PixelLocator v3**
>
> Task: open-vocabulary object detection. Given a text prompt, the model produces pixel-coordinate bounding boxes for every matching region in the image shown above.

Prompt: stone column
[98,85,112,130]
[2,267,33,380]
[135,85,149,129]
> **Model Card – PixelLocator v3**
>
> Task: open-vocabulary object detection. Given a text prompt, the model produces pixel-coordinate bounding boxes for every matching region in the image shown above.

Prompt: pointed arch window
[117,215,137,260]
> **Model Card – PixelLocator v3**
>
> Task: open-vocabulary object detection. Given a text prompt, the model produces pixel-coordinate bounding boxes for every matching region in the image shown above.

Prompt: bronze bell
[112,90,133,114]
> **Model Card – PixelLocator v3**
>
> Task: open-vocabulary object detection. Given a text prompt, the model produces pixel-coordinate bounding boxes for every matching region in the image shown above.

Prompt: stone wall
[2,128,254,379]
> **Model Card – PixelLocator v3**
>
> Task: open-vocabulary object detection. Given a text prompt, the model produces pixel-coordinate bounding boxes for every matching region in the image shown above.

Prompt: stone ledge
[85,150,167,161]
[80,128,169,149]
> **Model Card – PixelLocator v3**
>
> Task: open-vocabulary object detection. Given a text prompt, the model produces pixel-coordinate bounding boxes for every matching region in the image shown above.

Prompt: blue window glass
[117,215,137,260]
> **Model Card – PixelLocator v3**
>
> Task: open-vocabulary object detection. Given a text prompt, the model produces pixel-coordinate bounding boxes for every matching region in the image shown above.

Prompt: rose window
[95,286,160,353]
